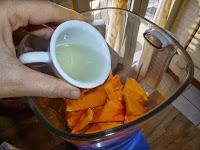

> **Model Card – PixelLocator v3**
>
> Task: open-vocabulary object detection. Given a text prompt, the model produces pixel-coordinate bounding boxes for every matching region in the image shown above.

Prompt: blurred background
[51,0,200,86]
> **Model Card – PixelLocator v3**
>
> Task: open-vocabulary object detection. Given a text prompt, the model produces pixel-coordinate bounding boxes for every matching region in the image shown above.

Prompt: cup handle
[19,51,50,64]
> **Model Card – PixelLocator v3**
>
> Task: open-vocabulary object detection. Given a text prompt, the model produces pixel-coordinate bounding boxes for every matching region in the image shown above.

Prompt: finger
[30,27,54,40]
[10,65,80,98]
[24,67,80,98]
[0,17,15,52]
[8,0,84,31]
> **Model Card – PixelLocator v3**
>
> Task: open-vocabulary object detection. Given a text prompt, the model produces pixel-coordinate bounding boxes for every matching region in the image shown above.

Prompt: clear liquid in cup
[55,43,106,82]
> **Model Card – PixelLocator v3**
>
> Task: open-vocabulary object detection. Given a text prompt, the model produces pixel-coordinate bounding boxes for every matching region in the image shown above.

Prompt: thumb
[20,65,80,99]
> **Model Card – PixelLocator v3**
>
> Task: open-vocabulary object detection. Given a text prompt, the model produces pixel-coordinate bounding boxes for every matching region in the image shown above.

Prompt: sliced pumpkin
[108,72,114,81]
[66,86,106,111]
[124,114,140,124]
[123,77,148,102]
[64,73,148,134]
[85,122,123,134]
[104,74,123,101]
[92,100,125,123]
[111,75,123,90]
[81,88,90,95]
[72,125,92,134]
[72,108,94,133]
[104,74,123,95]
[92,106,104,116]
[108,90,123,101]
[124,92,147,115]
[66,110,85,129]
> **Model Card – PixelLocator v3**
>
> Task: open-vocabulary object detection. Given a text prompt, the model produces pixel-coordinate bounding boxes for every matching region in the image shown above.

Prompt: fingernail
[69,90,80,99]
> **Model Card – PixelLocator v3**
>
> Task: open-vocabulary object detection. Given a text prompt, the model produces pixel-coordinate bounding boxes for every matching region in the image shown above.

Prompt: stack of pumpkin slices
[65,73,148,134]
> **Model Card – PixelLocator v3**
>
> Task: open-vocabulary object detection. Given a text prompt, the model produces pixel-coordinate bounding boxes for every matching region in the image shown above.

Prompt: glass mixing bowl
[25,8,193,149]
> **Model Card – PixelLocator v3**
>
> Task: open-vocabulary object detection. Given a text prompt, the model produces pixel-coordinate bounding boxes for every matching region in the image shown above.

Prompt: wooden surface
[0,104,200,150]
[140,105,200,150]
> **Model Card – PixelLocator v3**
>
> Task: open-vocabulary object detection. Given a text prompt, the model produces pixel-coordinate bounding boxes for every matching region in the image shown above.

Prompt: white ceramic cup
[19,20,111,88]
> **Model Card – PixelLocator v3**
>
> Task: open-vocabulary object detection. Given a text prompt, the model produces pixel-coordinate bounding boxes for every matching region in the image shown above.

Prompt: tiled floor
[173,84,200,128]
[182,85,200,109]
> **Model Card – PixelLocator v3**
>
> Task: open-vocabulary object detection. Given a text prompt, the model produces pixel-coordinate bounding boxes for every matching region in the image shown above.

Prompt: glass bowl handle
[143,28,174,49]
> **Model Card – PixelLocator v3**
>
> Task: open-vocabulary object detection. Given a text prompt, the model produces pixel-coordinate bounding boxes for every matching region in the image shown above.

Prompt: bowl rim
[27,7,194,140]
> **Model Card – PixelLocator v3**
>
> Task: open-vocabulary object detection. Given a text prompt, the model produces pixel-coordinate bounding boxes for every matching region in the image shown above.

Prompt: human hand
[0,0,82,98]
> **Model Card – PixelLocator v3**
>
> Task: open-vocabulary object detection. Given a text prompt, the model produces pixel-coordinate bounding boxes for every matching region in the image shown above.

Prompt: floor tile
[187,96,200,110]
[173,95,200,125]
[183,85,200,101]
[183,85,200,110]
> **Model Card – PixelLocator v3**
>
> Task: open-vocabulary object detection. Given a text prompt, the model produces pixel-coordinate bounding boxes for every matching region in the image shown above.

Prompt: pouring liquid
[55,43,106,82]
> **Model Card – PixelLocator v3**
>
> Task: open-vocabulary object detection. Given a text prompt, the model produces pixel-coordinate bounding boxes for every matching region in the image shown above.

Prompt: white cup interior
[50,20,111,88]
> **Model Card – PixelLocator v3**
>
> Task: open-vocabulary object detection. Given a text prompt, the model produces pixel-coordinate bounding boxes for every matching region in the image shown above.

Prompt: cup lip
[28,8,194,141]
[50,20,111,88]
